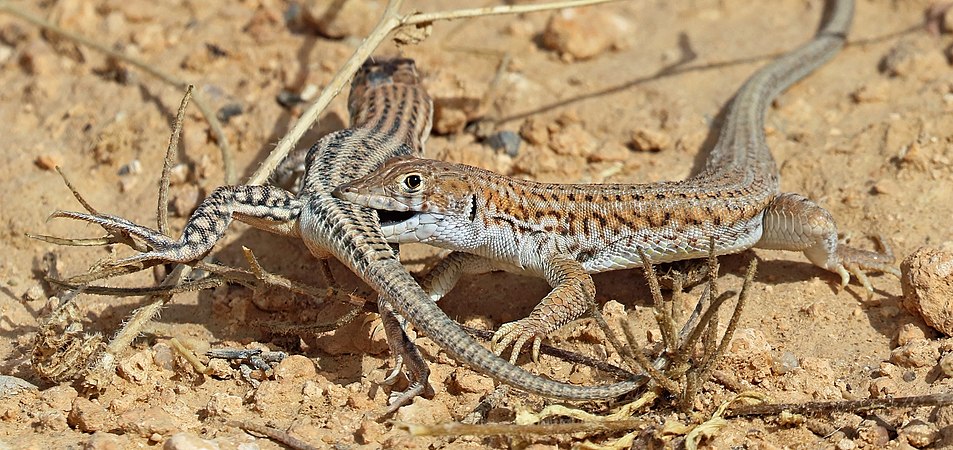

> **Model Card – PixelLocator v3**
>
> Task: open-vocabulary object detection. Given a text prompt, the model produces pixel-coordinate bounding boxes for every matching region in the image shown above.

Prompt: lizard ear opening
[468,194,478,222]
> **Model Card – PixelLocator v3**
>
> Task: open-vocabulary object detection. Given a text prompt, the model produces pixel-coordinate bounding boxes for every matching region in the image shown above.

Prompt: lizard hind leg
[52,185,302,267]
[756,192,899,296]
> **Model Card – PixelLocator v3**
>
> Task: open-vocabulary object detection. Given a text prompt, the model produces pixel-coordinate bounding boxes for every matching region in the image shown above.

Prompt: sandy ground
[1,0,953,448]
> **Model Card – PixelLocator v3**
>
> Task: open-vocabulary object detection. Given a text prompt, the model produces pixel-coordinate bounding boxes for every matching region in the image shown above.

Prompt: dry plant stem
[0,2,234,184]
[249,0,626,184]
[589,304,636,373]
[55,167,99,215]
[399,418,651,437]
[401,0,625,26]
[158,85,193,235]
[620,317,680,394]
[638,249,678,355]
[229,420,320,450]
[710,259,757,369]
[726,393,953,417]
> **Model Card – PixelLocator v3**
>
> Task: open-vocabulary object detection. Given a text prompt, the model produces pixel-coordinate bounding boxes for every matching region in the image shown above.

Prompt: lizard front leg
[53,185,302,266]
[491,254,596,364]
[756,192,900,295]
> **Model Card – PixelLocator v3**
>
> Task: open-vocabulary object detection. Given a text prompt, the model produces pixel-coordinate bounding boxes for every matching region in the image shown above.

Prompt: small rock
[548,123,596,157]
[34,154,61,171]
[168,163,190,185]
[273,355,317,381]
[447,368,494,395]
[0,375,37,397]
[900,246,953,335]
[519,117,550,146]
[37,410,69,431]
[153,343,174,370]
[851,80,890,103]
[587,140,630,163]
[120,406,179,438]
[940,352,953,377]
[897,322,930,346]
[890,340,939,368]
[163,432,220,450]
[118,160,142,176]
[86,432,125,450]
[629,127,671,152]
[355,419,385,445]
[205,393,242,417]
[898,419,939,448]
[302,0,380,38]
[485,131,521,157]
[395,396,451,425]
[428,69,486,135]
[171,185,202,218]
[41,385,78,412]
[19,40,59,75]
[879,39,946,78]
[69,397,112,432]
[869,376,897,397]
[540,7,630,60]
[117,350,155,383]
[772,351,800,375]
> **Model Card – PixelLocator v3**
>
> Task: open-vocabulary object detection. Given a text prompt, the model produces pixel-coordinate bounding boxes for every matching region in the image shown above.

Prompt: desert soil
[1,0,953,448]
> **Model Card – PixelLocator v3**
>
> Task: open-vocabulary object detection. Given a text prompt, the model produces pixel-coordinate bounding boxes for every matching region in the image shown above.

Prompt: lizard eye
[402,173,422,191]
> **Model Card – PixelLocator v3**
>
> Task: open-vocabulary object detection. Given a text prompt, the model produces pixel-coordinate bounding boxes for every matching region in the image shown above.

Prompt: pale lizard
[335,0,900,363]
[52,58,646,401]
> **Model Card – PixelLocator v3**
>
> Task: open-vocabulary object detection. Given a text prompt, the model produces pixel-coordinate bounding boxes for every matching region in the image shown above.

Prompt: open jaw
[376,208,418,228]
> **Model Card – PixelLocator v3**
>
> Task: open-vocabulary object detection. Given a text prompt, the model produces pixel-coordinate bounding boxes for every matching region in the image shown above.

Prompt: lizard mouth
[375,209,418,227]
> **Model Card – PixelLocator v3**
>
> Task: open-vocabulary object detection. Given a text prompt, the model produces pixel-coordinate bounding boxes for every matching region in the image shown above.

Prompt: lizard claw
[833,235,900,298]
[491,320,546,364]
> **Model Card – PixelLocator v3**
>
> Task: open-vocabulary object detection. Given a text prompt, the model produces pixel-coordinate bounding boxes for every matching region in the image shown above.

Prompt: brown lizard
[334,0,899,363]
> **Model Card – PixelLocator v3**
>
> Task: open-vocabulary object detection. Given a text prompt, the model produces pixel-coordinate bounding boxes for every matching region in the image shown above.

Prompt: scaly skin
[53,58,647,401]
[335,0,898,362]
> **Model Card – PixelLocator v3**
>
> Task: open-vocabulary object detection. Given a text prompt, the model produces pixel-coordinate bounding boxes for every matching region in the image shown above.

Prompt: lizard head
[333,156,481,244]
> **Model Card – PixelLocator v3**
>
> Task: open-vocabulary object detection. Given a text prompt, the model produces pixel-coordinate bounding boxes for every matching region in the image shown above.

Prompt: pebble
[205,393,242,417]
[629,127,671,152]
[540,7,630,60]
[890,340,938,368]
[485,130,521,157]
[171,185,201,218]
[896,322,930,346]
[772,351,800,375]
[68,397,112,432]
[850,80,890,103]
[868,376,897,397]
[395,396,451,425]
[898,419,939,448]
[120,406,179,438]
[303,0,380,38]
[41,385,78,412]
[273,354,317,380]
[118,350,155,383]
[900,246,953,335]
[163,432,220,450]
[447,368,494,395]
[940,352,953,377]
[879,39,946,79]
[86,432,125,450]
[0,375,35,400]
[428,69,486,135]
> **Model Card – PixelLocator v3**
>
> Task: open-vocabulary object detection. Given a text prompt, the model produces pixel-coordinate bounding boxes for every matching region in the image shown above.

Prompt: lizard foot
[834,235,900,298]
[490,319,547,364]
